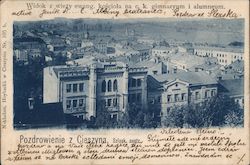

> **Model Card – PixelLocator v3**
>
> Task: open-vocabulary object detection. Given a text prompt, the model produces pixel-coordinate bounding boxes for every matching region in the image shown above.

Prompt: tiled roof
[152,71,217,85]
[219,78,244,96]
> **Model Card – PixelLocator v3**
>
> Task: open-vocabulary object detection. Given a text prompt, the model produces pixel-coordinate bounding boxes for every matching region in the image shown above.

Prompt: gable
[163,79,189,91]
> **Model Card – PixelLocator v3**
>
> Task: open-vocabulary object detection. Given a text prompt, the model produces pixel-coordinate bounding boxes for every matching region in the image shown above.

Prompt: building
[131,43,151,61]
[193,46,243,66]
[169,53,206,71]
[94,37,112,54]
[148,71,218,120]
[152,46,172,58]
[43,60,147,121]
[13,37,46,51]
[133,57,168,75]
[14,49,28,62]
[218,78,244,108]
[225,60,244,74]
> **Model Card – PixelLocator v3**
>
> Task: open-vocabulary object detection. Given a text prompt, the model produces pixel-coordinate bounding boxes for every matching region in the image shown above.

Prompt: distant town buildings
[13,20,245,125]
[193,46,243,66]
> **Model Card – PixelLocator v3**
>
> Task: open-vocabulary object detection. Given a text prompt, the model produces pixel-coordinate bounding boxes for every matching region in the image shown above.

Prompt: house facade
[193,46,243,66]
[148,71,218,120]
[43,60,147,121]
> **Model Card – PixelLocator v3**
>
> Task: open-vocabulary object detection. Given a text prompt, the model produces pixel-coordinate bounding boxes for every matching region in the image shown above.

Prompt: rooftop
[226,60,244,71]
[152,46,170,50]
[193,46,243,53]
[131,43,151,51]
[14,37,46,44]
[152,71,218,86]
[170,53,206,68]
[219,78,244,96]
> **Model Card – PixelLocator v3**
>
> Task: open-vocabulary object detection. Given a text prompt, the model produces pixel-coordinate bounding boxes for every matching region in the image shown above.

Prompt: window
[137,93,142,103]
[102,80,106,92]
[211,89,216,96]
[181,93,186,101]
[174,94,179,102]
[79,99,84,107]
[66,100,71,109]
[113,79,118,91]
[107,99,112,106]
[108,80,112,92]
[137,79,141,87]
[73,84,78,93]
[132,78,136,87]
[195,91,200,100]
[66,84,71,93]
[205,90,209,98]
[113,98,118,107]
[167,95,171,103]
[73,100,77,108]
[79,83,84,92]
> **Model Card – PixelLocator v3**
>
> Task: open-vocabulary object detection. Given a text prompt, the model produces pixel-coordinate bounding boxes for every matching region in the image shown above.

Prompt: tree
[116,112,130,128]
[162,106,184,128]
[143,113,159,128]
[161,95,244,128]
[94,107,114,128]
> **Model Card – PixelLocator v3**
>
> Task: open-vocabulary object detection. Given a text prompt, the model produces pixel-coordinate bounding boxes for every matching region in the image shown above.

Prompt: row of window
[66,98,86,109]
[102,80,118,92]
[167,93,187,103]
[66,83,84,93]
[195,89,216,100]
[101,98,118,107]
[128,93,142,103]
[166,90,216,103]
[219,59,227,63]
[152,51,169,54]
[196,51,242,60]
[128,78,142,88]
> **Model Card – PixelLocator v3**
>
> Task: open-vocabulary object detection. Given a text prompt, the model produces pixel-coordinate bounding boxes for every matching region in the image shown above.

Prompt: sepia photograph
[13,18,244,129]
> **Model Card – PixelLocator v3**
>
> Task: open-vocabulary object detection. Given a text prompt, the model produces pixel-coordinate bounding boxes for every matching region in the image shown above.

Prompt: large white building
[193,46,243,66]
[43,60,148,121]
